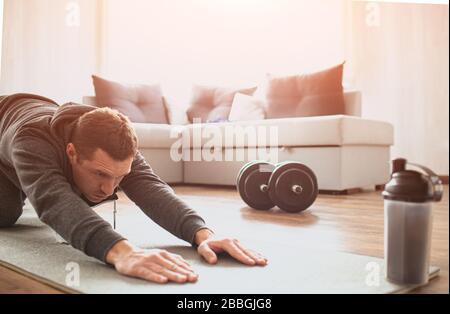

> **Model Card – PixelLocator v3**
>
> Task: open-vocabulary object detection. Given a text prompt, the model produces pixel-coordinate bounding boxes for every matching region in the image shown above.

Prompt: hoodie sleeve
[11,134,126,263]
[119,152,210,246]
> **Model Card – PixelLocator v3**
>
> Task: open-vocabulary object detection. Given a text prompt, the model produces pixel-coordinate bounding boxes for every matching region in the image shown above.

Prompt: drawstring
[113,200,117,230]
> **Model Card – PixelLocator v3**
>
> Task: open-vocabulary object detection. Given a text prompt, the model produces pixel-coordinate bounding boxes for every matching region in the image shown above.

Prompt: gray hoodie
[0,93,208,263]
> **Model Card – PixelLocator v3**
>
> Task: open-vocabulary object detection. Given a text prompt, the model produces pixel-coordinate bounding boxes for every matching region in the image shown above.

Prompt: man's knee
[0,177,25,227]
[0,206,23,227]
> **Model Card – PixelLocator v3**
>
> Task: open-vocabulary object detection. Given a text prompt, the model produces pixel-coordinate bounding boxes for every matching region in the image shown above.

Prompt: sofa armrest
[343,90,362,117]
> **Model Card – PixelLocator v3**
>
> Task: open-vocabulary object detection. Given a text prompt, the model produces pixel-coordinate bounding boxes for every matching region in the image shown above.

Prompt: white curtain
[346,0,449,174]
[0,0,102,104]
[0,0,4,77]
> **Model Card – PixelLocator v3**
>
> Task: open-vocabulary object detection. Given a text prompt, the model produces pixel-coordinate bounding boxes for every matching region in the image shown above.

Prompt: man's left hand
[194,229,268,266]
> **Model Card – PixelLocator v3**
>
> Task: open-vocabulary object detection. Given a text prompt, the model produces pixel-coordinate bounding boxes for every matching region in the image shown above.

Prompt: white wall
[101,0,346,107]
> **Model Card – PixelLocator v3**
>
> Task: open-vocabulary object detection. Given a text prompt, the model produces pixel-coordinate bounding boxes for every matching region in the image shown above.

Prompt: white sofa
[83,91,394,193]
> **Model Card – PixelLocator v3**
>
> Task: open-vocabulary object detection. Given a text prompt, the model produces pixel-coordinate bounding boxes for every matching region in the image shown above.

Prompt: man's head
[66,107,138,203]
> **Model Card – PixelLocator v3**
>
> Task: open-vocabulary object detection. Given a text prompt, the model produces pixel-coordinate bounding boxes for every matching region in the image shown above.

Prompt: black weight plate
[236,160,261,187]
[237,161,275,210]
[268,162,318,213]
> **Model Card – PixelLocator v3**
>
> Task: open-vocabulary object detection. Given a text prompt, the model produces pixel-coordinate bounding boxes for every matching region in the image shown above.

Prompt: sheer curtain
[0,0,4,77]
[346,0,449,174]
[0,0,102,103]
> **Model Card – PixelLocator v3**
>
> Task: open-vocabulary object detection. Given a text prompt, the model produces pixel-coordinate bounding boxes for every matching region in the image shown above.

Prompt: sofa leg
[319,188,362,195]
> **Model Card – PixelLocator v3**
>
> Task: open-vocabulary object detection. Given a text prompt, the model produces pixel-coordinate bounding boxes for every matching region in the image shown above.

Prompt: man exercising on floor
[0,94,267,284]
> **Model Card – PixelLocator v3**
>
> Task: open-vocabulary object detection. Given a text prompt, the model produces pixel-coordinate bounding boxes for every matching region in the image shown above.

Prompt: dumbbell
[236,161,318,213]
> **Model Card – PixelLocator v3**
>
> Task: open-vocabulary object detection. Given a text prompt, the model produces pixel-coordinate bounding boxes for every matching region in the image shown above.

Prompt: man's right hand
[106,240,198,284]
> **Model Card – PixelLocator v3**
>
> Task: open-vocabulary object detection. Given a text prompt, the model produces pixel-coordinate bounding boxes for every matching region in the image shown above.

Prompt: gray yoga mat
[0,199,439,294]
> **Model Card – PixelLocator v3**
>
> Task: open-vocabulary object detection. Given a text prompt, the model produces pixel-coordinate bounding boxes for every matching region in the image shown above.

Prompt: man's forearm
[120,152,209,244]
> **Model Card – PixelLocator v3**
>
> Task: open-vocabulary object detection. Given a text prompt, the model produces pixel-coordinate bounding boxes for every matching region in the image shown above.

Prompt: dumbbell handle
[260,184,303,194]
[292,185,303,194]
[260,184,269,193]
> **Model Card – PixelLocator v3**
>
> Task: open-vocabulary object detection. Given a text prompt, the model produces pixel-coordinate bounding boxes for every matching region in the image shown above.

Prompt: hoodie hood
[50,102,98,145]
[0,93,58,120]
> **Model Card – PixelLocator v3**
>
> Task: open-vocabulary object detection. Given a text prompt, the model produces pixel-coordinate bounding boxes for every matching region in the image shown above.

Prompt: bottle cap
[383,158,443,203]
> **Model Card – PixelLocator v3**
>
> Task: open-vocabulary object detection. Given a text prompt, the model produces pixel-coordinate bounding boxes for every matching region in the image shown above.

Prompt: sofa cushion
[184,115,394,149]
[266,63,346,119]
[228,93,266,121]
[92,75,170,124]
[132,115,393,149]
[186,85,257,123]
[132,123,183,149]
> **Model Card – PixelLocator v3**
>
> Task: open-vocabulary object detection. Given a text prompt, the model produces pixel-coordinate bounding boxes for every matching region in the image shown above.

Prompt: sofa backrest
[82,90,362,124]
[82,96,98,107]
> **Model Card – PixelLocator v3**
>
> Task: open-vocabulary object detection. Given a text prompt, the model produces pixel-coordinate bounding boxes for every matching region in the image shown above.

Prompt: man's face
[66,144,133,203]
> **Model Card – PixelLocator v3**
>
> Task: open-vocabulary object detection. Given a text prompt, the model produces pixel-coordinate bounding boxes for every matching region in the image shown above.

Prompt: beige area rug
[0,196,439,294]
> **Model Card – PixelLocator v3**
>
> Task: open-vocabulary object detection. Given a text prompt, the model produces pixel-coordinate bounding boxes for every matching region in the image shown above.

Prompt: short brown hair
[71,107,138,161]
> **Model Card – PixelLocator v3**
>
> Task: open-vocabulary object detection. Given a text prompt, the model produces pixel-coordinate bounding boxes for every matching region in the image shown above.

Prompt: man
[0,93,267,284]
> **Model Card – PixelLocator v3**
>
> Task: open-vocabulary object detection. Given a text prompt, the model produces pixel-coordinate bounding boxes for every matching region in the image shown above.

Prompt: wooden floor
[1,185,448,294]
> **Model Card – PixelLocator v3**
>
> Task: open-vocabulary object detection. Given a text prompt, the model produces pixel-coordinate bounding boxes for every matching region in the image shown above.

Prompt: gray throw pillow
[92,75,170,124]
